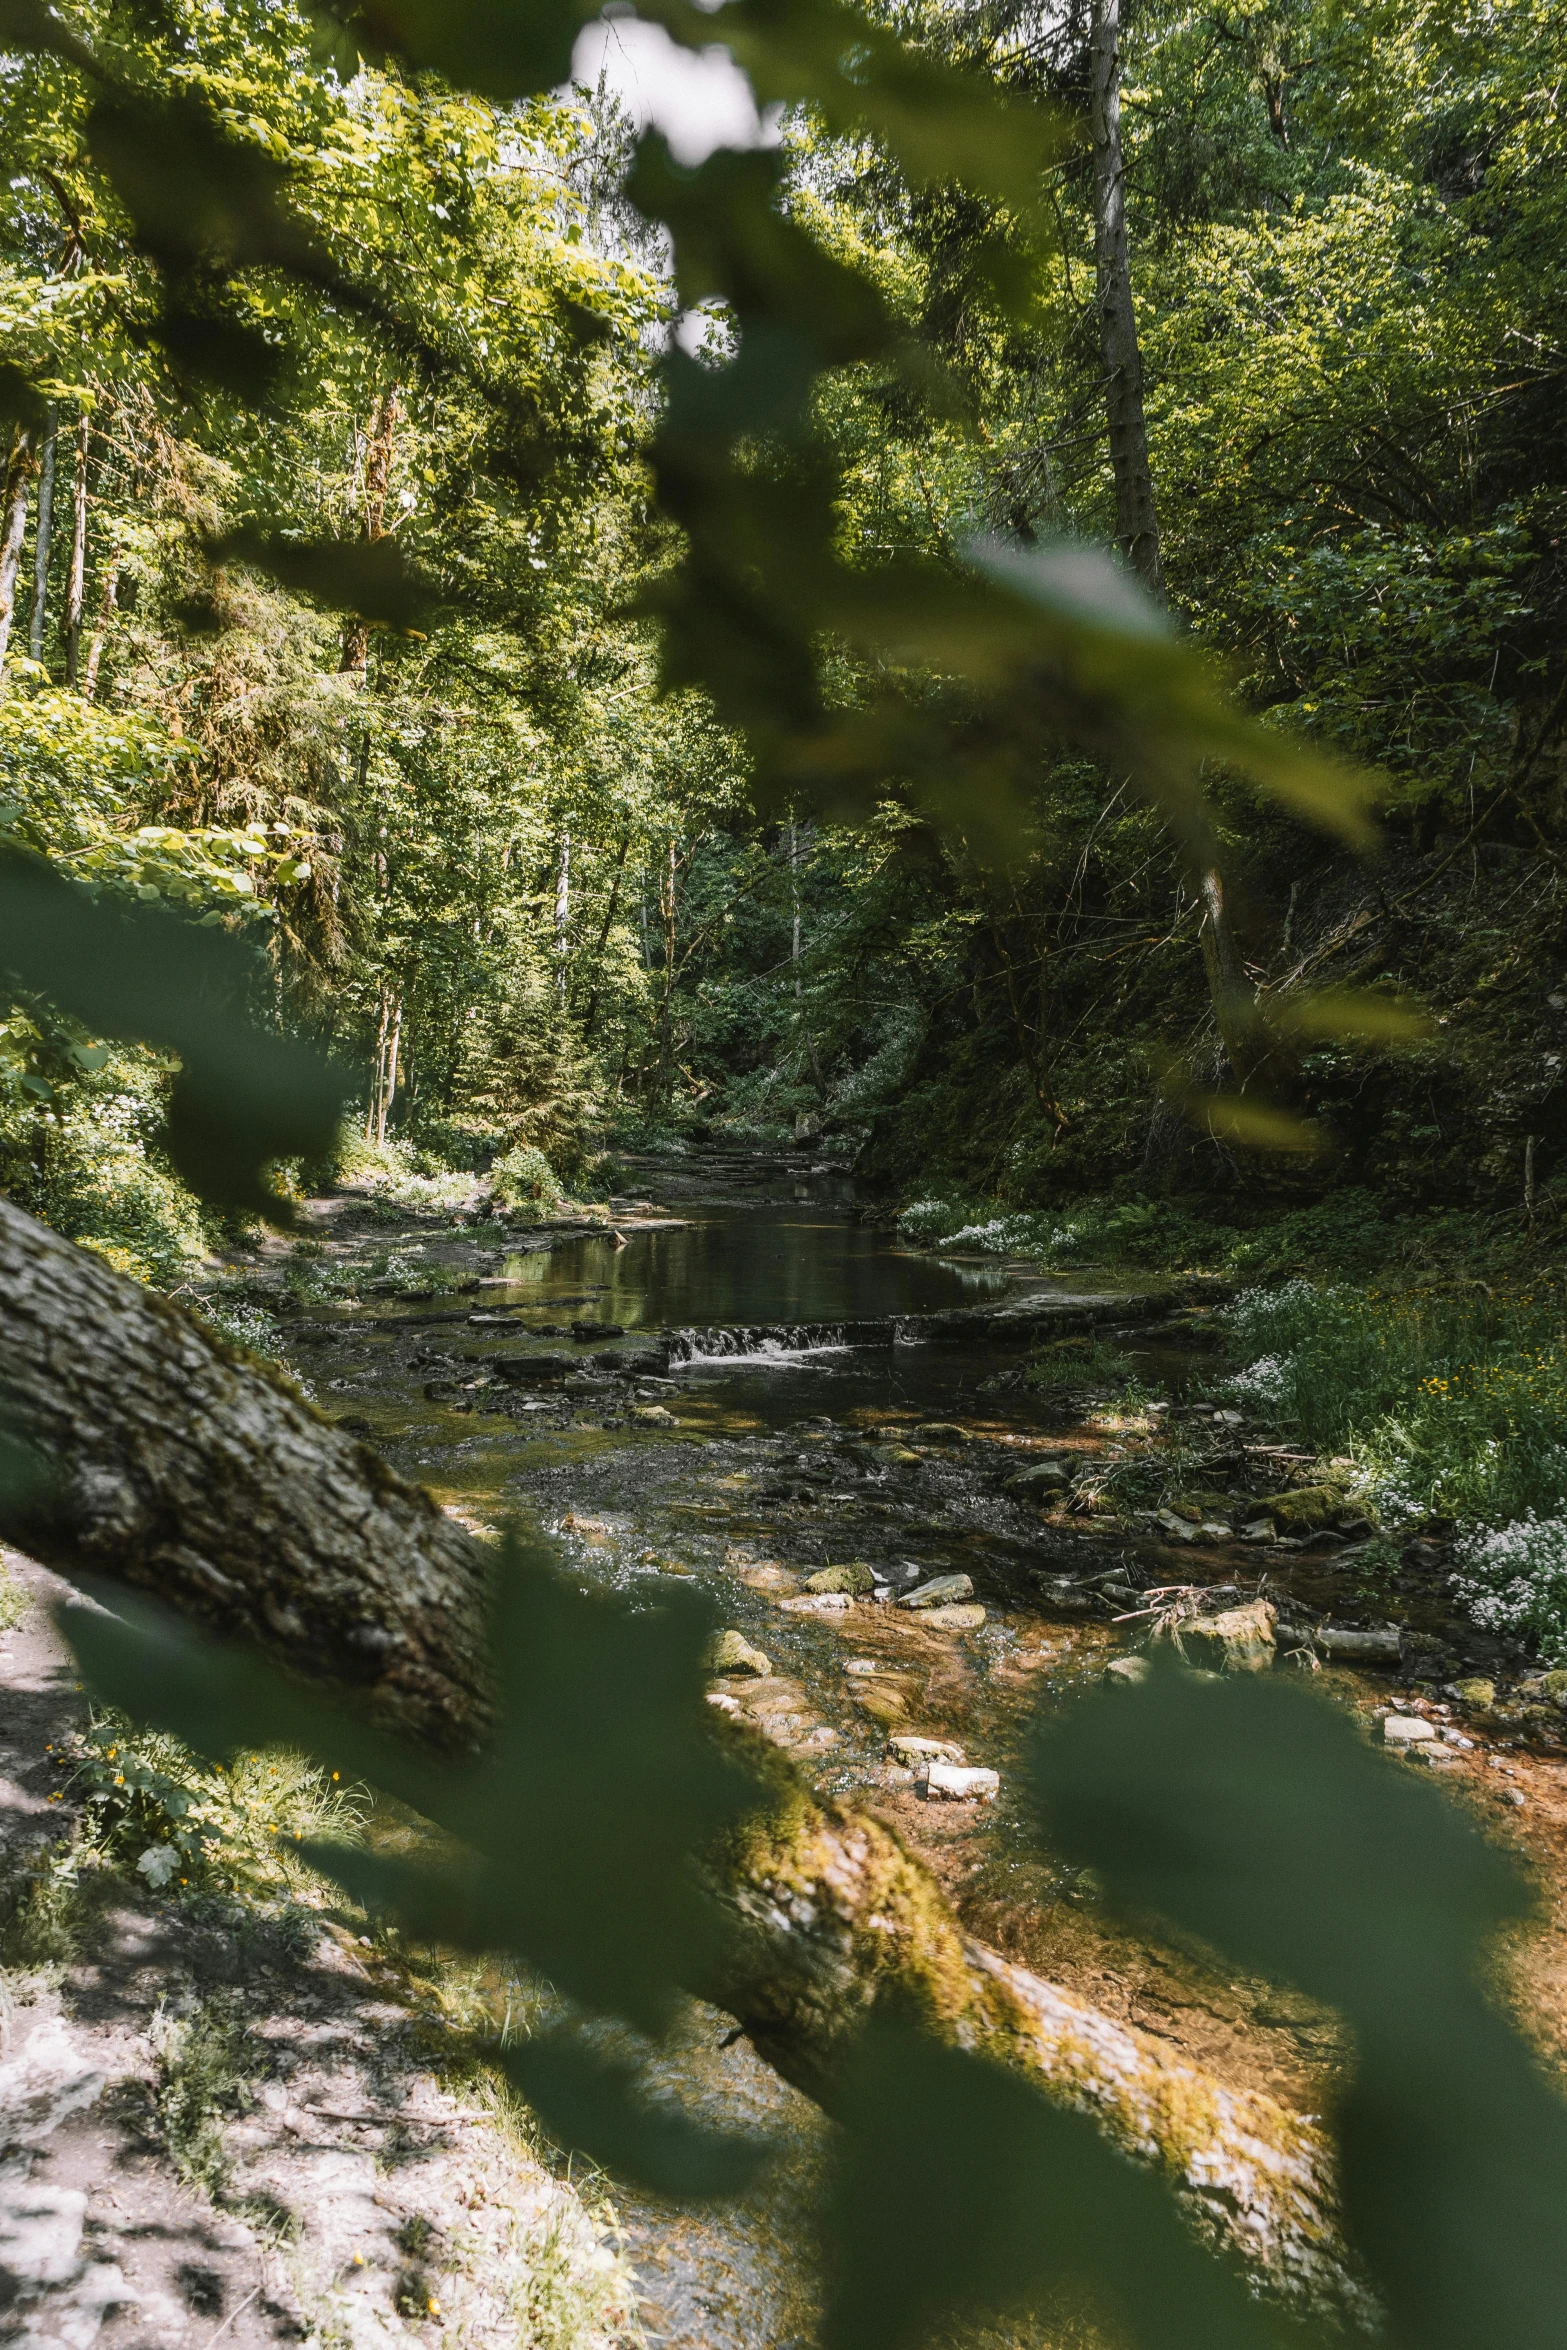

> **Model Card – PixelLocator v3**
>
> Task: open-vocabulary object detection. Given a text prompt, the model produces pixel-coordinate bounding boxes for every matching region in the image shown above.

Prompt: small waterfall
[663,1319,896,1366]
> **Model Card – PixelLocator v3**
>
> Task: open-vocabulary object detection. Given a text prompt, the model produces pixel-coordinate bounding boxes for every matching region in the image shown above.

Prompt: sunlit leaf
[1265,988,1434,1045]
[1178,1089,1327,1155]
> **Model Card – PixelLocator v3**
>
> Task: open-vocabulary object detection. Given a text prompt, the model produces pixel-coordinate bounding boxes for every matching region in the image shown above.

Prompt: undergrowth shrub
[490,1143,567,1220]
[4,1050,209,1287]
[1452,1516,1567,1663]
[1219,1278,1567,1535]
[333,1130,478,1214]
[65,1712,366,1902]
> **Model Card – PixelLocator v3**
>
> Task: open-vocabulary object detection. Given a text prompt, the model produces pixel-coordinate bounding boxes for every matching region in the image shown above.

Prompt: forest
[4,0,1567,2346]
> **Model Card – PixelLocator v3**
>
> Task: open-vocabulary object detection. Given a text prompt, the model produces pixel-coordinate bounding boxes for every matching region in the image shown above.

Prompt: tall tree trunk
[28,410,57,663]
[340,386,402,678]
[0,430,35,663]
[63,411,89,686]
[658,836,679,1094]
[582,832,631,1041]
[1089,0,1162,599]
[1087,13,1271,1086]
[554,829,571,1002]
[0,1195,1361,2325]
[82,553,119,701]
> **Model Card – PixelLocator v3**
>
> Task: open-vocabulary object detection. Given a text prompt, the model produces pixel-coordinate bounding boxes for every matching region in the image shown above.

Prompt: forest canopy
[0,0,1563,1260]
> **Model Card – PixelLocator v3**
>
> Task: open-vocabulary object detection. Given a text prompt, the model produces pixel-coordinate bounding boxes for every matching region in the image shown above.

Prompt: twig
[205,2282,262,2347]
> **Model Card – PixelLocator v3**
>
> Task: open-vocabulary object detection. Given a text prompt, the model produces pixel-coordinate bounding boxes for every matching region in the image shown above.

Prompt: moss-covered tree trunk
[0,1199,1361,2320]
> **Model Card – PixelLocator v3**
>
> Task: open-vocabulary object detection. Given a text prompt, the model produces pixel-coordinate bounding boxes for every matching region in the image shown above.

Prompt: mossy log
[0,1199,1362,2322]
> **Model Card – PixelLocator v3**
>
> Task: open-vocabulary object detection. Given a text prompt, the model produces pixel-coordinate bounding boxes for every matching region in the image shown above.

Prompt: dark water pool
[471,1203,1015,1334]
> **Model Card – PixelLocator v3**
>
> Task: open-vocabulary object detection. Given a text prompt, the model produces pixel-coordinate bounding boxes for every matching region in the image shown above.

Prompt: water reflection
[486,1206,1012,1334]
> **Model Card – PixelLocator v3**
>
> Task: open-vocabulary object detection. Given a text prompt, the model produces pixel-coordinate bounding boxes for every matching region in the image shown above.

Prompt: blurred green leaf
[87,94,329,281]
[1173,1086,1327,1156]
[210,529,440,631]
[1266,988,1434,1045]
[0,847,345,1214]
[821,2016,1314,2350]
[0,363,49,437]
[1028,1660,1567,2350]
[60,1532,764,2032]
[326,0,593,103]
[502,2034,774,2198]
[0,1429,52,1515]
[148,302,287,400]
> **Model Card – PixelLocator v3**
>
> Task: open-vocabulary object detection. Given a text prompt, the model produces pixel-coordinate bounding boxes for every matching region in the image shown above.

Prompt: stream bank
[10,1148,1567,2350]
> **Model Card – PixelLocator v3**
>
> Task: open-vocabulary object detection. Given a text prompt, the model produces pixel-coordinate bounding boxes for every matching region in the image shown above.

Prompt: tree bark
[64,411,89,687]
[340,386,402,678]
[0,430,35,664]
[28,410,57,663]
[0,1197,1361,2321]
[1089,0,1162,599]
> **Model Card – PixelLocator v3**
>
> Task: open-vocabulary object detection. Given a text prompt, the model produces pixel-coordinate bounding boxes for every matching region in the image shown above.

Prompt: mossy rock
[1267,1484,1351,1532]
[1452,1677,1496,1710]
[1544,1670,1567,1703]
[804,1562,876,1596]
[851,1680,911,1725]
[709,1629,771,1677]
[1177,1601,1277,1676]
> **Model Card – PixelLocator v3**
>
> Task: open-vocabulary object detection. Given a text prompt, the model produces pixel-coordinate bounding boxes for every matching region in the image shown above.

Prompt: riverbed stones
[922,1604,987,1630]
[1005,1461,1071,1497]
[923,1762,999,1802]
[888,1734,965,1766]
[913,1422,970,1445]
[899,1572,974,1610]
[849,1676,912,1724]
[1383,1715,1438,1748]
[780,1591,853,1613]
[1264,1483,1354,1533]
[1452,1676,1497,1709]
[709,1629,770,1676]
[1176,1600,1276,1676]
[804,1562,876,1595]
[1317,1626,1401,1664]
[1104,1655,1152,1690]
[631,1403,675,1425]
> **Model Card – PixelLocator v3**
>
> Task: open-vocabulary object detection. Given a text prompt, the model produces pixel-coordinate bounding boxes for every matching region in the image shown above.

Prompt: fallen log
[0,1199,1364,2323]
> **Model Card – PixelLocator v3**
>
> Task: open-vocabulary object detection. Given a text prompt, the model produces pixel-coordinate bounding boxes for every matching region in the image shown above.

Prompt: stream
[264,1150,1562,2350]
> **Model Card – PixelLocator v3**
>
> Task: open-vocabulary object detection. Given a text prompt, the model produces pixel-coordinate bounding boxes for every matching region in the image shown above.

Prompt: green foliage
[489,1143,567,1221]
[0,1555,26,1634]
[148,1995,256,2202]
[1219,1277,1567,1533]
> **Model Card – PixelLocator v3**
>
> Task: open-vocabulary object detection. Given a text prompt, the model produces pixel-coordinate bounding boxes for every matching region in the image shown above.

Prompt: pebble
[922,1763,999,1803]
[1383,1715,1437,1747]
[921,1603,987,1630]
[709,1629,771,1676]
[899,1573,974,1610]
[888,1734,965,1766]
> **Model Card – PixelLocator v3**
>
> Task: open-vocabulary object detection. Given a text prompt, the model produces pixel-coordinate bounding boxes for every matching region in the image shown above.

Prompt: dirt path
[0,1556,634,2350]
